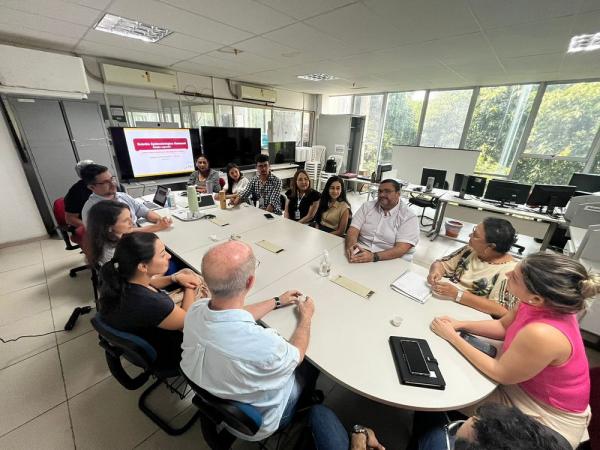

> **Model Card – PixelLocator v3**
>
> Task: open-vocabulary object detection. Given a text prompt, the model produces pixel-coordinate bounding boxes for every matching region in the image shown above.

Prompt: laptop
[143,186,169,210]
[198,194,216,210]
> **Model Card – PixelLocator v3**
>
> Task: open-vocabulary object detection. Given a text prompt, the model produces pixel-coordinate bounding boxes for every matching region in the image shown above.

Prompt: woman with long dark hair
[224,162,249,195]
[314,176,351,236]
[431,253,598,448]
[98,233,207,367]
[84,200,132,267]
[284,169,320,223]
[187,155,220,193]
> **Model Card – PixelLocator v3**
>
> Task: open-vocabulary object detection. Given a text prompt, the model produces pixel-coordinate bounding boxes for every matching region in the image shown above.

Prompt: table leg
[428,201,447,240]
[540,222,558,251]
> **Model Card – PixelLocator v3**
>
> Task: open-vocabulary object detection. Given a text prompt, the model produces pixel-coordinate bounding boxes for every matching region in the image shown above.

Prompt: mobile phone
[400,339,430,376]
[264,213,275,219]
[459,332,497,358]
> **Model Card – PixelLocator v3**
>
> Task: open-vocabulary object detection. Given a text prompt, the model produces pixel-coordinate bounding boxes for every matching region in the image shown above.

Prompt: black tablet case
[389,336,446,390]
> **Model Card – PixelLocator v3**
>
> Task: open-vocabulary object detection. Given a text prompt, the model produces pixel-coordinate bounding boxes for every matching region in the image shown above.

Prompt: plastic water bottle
[318,250,331,277]
[168,190,177,210]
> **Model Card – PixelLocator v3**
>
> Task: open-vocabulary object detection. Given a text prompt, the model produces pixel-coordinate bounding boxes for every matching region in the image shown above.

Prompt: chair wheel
[69,271,77,278]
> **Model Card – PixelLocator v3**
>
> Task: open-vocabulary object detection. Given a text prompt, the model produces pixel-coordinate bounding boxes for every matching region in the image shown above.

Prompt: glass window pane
[466,84,539,176]
[234,106,271,148]
[326,95,352,114]
[353,95,384,175]
[525,82,600,158]
[272,110,302,145]
[160,100,182,127]
[302,111,312,146]
[381,91,425,161]
[217,104,233,127]
[593,151,600,175]
[191,103,215,128]
[420,89,473,148]
[512,158,585,185]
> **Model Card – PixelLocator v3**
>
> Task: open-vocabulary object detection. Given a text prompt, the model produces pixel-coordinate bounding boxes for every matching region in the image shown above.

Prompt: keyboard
[143,201,161,210]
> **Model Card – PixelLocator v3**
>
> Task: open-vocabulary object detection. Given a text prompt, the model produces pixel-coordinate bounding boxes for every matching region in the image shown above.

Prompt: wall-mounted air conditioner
[238,84,277,103]
[101,64,177,91]
[0,44,89,99]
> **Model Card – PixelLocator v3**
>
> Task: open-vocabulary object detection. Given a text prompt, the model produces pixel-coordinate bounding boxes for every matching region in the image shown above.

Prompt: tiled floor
[0,195,597,449]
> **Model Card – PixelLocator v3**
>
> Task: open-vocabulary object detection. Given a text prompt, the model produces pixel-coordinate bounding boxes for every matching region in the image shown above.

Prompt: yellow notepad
[210,217,229,226]
[256,240,284,253]
[332,275,374,299]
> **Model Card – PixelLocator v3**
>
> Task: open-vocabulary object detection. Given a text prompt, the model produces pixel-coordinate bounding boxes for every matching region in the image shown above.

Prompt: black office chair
[408,181,449,227]
[180,370,265,450]
[91,314,200,436]
[280,194,287,215]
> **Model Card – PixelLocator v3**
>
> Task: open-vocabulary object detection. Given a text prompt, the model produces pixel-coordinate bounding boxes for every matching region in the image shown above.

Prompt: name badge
[294,209,301,220]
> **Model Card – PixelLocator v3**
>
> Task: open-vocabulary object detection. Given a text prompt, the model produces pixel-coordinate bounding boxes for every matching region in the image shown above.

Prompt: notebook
[390,270,431,304]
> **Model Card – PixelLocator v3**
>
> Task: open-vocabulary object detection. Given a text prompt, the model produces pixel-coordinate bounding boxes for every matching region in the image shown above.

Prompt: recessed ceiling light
[568,32,600,53]
[297,73,339,81]
[94,13,172,43]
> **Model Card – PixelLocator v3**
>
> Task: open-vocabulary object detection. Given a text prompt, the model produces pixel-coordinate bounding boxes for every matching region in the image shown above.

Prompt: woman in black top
[284,169,321,223]
[98,233,207,367]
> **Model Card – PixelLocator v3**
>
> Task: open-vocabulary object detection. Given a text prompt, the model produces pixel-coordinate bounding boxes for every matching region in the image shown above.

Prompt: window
[217,104,233,127]
[593,151,600,174]
[466,84,539,176]
[124,96,160,126]
[181,102,214,128]
[380,91,425,161]
[302,111,312,146]
[160,100,182,127]
[420,89,473,148]
[326,95,352,114]
[353,95,384,174]
[272,110,302,145]
[234,106,271,147]
[524,82,600,158]
[512,158,585,185]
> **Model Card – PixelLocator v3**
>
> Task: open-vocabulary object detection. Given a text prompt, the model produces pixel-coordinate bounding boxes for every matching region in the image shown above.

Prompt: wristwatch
[352,424,369,440]
[455,290,464,304]
[373,252,380,262]
[274,296,281,309]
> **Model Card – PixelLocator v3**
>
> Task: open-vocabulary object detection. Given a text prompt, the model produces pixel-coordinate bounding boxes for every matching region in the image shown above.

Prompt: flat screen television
[201,126,261,170]
[269,141,296,164]
[110,127,201,180]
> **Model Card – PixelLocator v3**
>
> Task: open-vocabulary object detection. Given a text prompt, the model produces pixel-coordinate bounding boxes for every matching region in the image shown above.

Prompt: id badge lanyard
[295,193,304,220]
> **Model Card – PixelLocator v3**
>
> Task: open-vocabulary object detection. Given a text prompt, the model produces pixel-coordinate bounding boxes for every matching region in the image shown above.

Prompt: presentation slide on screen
[124,128,195,177]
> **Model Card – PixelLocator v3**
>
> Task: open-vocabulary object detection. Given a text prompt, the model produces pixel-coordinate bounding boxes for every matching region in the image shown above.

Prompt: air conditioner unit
[0,44,89,98]
[238,85,277,103]
[101,64,177,91]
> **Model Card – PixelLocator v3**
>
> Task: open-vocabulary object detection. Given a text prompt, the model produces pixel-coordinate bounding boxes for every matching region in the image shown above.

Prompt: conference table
[150,196,497,411]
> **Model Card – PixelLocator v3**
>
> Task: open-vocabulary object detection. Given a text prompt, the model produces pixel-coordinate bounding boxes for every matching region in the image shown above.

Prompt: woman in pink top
[431,252,599,448]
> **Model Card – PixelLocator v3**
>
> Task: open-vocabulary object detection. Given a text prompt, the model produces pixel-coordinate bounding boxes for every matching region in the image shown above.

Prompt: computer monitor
[484,179,531,206]
[568,173,600,193]
[375,163,392,182]
[453,173,486,198]
[420,168,447,190]
[527,184,577,213]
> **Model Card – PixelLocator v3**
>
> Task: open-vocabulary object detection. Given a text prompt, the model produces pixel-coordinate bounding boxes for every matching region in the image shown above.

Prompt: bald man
[181,241,318,442]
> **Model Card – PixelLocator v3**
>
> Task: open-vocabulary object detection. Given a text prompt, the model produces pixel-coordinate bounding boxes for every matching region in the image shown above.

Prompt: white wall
[0,113,46,245]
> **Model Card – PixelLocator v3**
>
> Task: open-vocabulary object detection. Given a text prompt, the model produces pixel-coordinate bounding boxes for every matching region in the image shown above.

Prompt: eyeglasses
[444,419,466,450]
[378,189,396,194]
[94,176,117,187]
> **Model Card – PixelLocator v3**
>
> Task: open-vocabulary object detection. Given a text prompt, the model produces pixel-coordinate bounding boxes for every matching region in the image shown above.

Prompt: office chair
[91,314,201,436]
[180,369,265,450]
[52,197,88,277]
[408,194,440,228]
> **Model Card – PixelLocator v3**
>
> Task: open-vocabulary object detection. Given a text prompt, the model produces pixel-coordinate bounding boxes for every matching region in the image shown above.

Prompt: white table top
[147,198,496,411]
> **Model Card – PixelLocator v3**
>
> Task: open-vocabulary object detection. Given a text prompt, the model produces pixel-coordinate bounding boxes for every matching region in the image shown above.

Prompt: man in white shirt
[346,179,419,263]
[80,164,171,233]
[181,240,317,441]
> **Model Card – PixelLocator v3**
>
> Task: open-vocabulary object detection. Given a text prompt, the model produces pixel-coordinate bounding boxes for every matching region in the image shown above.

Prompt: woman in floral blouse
[427,217,519,317]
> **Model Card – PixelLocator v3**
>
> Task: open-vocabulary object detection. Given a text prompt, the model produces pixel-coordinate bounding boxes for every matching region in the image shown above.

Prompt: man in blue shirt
[181,240,317,441]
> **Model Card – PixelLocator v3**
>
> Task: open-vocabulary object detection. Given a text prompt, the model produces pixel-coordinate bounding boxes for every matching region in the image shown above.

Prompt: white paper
[390,270,431,304]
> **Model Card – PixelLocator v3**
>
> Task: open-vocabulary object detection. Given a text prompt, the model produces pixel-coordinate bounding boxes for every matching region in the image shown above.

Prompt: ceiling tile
[0,0,102,26]
[362,0,480,43]
[65,0,112,10]
[233,37,321,64]
[486,15,576,58]
[0,26,79,51]
[108,0,252,45]
[158,0,295,34]
[0,7,89,39]
[159,33,221,54]
[501,52,564,74]
[305,2,409,52]
[199,50,287,72]
[445,60,506,83]
[572,9,600,35]
[171,60,241,78]
[469,0,582,30]
[77,40,184,66]
[254,0,356,20]
[262,22,358,59]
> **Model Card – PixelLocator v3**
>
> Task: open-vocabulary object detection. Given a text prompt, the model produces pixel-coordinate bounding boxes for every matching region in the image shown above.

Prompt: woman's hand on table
[431,316,461,345]
[431,281,458,299]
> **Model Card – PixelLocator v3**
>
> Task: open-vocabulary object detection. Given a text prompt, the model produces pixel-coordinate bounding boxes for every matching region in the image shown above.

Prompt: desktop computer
[453,173,486,199]
[527,184,577,214]
[568,172,600,194]
[420,168,447,191]
[483,179,531,207]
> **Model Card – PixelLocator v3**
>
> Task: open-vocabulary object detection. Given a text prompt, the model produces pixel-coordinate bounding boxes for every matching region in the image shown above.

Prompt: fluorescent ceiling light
[568,33,600,53]
[94,13,172,43]
[297,73,339,81]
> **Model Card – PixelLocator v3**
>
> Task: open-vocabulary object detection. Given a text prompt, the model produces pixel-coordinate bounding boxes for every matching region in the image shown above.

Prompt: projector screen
[111,127,201,180]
